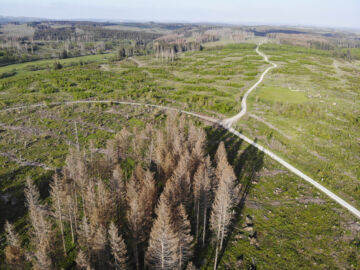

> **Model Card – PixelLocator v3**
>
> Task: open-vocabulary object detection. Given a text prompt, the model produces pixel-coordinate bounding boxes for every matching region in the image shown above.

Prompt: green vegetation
[254,86,309,104]
[0,43,266,116]
[240,43,360,210]
[0,53,115,77]
[0,21,162,66]
[1,26,360,269]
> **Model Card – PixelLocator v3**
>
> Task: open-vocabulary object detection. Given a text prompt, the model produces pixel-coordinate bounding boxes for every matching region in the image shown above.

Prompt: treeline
[267,33,360,60]
[33,27,162,42]
[4,114,242,269]
[0,24,163,66]
[116,40,204,61]
[117,40,152,59]
[33,27,75,41]
[153,41,203,61]
[0,47,39,66]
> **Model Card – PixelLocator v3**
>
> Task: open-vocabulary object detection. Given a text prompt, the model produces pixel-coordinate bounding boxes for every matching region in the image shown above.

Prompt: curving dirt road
[221,44,277,128]
[2,100,360,219]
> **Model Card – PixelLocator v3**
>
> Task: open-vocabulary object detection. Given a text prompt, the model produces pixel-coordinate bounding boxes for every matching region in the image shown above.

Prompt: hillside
[1,21,360,269]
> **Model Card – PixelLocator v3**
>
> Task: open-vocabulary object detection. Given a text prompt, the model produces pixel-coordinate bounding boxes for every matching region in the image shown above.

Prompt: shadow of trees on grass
[201,125,264,269]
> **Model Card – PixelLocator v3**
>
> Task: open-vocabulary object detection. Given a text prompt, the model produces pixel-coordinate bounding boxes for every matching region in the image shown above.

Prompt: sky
[1,0,360,29]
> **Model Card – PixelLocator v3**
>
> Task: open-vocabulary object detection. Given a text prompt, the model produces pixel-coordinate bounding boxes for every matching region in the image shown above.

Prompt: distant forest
[0,20,360,68]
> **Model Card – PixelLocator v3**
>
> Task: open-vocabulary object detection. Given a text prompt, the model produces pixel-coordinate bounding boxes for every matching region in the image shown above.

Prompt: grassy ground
[0,43,265,116]
[217,156,360,270]
[1,104,359,269]
[197,127,360,269]
[0,103,165,258]
[234,43,360,210]
[254,86,309,104]
[0,53,115,77]
[1,42,359,268]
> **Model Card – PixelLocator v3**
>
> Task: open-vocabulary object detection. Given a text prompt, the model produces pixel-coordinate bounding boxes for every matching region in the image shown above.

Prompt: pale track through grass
[1,99,360,218]
[221,43,277,128]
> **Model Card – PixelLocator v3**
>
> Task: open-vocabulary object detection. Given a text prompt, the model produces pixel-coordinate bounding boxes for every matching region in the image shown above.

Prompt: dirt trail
[221,44,277,128]
[1,100,360,219]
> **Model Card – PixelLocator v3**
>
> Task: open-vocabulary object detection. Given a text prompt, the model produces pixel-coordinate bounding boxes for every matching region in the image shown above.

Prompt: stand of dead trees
[4,113,242,269]
[153,41,203,61]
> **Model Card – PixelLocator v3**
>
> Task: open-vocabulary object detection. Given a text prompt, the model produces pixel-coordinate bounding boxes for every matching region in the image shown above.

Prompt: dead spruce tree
[91,225,108,267]
[146,195,178,270]
[210,144,240,270]
[110,165,126,221]
[25,177,52,269]
[64,148,89,217]
[173,204,193,270]
[76,250,93,270]
[193,157,214,246]
[162,151,193,211]
[186,262,198,270]
[78,216,92,255]
[127,166,157,269]
[13,113,245,269]
[108,221,128,269]
[4,221,23,265]
[188,123,206,176]
[49,174,67,255]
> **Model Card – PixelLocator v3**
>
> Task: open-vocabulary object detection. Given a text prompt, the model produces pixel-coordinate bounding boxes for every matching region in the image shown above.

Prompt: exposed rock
[249,231,257,239]
[297,196,325,205]
[258,168,288,177]
[249,236,258,246]
[245,215,253,225]
[246,200,261,209]
[235,255,243,268]
[244,226,254,233]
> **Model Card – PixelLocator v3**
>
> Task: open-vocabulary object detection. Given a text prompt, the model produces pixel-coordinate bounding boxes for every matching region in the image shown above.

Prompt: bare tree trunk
[81,194,86,218]
[74,121,80,151]
[161,241,164,270]
[214,222,221,270]
[134,243,139,270]
[178,245,182,270]
[68,205,75,243]
[195,201,199,239]
[202,207,207,247]
[56,196,66,255]
[149,138,153,166]
[72,188,78,234]
[220,213,226,250]
[214,241,219,270]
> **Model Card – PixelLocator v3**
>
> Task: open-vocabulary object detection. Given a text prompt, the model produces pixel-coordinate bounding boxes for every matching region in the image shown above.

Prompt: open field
[1,102,359,269]
[1,41,360,268]
[0,43,266,116]
[235,44,360,209]
[254,86,309,104]
[204,129,360,269]
[0,53,115,77]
